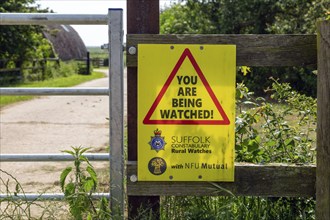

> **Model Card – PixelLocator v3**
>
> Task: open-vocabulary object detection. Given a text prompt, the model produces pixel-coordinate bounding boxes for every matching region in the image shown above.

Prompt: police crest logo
[148,129,166,152]
[148,157,167,175]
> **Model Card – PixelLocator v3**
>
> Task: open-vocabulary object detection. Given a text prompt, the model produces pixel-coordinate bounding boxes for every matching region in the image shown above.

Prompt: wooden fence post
[127,0,160,219]
[316,20,330,219]
[86,51,90,75]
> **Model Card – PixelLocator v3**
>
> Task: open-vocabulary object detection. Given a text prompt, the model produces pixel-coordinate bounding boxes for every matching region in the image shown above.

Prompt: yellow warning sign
[138,44,236,181]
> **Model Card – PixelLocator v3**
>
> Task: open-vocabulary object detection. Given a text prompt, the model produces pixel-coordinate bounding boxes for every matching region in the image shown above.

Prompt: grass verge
[0,71,105,108]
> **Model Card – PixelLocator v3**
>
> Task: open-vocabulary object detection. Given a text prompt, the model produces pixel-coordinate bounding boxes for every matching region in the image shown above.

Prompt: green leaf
[79,155,93,167]
[284,138,295,147]
[86,166,98,182]
[60,166,72,191]
[64,182,75,196]
[247,139,259,152]
[83,178,95,192]
[62,150,75,156]
[80,147,91,155]
[266,140,276,147]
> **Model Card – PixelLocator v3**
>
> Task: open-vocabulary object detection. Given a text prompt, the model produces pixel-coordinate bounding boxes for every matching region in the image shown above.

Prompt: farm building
[43,24,87,61]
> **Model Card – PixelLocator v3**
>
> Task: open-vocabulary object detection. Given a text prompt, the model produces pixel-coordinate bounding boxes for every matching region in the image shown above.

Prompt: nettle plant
[60,147,110,220]
[235,79,316,164]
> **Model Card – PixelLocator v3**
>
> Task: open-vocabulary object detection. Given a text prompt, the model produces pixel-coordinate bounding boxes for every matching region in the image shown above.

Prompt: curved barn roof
[43,24,87,61]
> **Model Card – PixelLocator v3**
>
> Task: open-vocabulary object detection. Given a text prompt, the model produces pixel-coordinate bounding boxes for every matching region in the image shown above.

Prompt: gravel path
[0,69,124,193]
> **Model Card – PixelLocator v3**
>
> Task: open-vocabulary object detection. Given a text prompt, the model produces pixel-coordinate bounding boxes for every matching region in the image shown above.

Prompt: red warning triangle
[143,48,230,125]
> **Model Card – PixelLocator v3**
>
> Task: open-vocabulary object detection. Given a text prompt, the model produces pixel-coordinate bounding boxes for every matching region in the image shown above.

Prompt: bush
[159,80,316,219]
[237,67,317,98]
[22,61,79,83]
[235,79,316,163]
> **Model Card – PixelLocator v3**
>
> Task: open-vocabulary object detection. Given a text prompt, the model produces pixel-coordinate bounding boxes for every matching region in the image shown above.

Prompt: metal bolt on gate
[0,9,125,218]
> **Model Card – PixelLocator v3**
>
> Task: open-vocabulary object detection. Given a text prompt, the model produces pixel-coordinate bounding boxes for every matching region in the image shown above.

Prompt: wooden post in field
[316,20,330,219]
[127,0,160,218]
[86,51,90,75]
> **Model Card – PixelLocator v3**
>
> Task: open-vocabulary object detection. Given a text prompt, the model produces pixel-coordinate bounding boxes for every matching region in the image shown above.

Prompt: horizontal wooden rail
[127,162,316,197]
[127,34,317,67]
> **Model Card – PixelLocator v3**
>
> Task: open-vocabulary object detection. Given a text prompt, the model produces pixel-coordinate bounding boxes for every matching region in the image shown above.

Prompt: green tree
[0,0,53,70]
[160,0,329,96]
[161,0,329,34]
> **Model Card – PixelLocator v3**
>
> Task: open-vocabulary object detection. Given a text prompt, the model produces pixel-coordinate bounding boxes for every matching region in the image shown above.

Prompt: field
[0,71,105,107]
[87,46,108,59]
